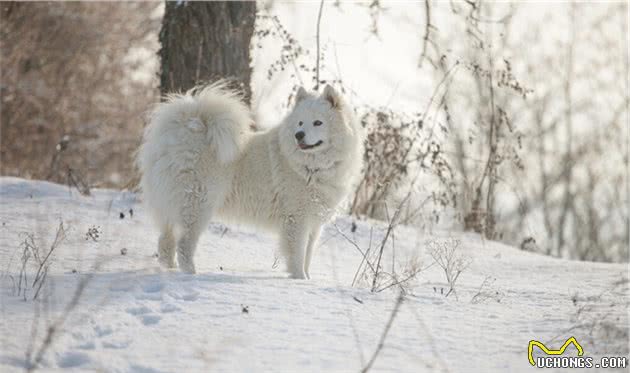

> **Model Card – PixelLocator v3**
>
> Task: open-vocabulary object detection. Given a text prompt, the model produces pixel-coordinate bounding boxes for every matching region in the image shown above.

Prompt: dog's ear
[322,84,342,109]
[295,86,308,105]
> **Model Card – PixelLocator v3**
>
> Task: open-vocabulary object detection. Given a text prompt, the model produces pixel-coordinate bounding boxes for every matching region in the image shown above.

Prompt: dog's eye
[298,121,303,126]
[313,120,323,127]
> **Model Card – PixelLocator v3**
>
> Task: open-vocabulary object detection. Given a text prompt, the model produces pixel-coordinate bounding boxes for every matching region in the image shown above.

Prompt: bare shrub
[428,238,470,299]
[351,110,413,218]
[470,275,503,304]
[350,106,457,222]
[0,2,161,188]
[459,59,528,240]
[337,193,432,294]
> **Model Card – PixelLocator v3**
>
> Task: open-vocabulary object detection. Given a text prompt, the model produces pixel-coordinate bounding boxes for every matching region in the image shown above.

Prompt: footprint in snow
[126,305,161,326]
[142,282,164,293]
[160,303,180,313]
[94,325,113,338]
[169,289,199,302]
[108,280,137,292]
[136,282,165,301]
[129,364,168,373]
[102,339,132,349]
[126,305,152,315]
[76,341,95,350]
[141,315,161,326]
[57,351,91,368]
[131,274,199,303]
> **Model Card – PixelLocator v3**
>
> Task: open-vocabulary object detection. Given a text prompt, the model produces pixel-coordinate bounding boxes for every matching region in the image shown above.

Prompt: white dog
[137,83,363,278]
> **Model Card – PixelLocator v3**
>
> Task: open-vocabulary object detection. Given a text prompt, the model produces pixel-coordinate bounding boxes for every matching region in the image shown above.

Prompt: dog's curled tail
[143,81,252,165]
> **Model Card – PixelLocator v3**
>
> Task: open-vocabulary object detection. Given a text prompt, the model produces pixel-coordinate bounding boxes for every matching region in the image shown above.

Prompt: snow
[0,177,628,372]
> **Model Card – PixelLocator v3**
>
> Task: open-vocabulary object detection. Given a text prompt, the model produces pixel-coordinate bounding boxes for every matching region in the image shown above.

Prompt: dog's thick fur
[137,82,363,278]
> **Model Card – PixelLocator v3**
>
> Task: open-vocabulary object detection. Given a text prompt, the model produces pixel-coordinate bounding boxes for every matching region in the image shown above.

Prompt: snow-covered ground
[0,177,627,372]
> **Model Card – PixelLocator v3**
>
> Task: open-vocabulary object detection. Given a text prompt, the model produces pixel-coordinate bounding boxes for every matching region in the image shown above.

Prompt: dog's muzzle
[298,140,324,150]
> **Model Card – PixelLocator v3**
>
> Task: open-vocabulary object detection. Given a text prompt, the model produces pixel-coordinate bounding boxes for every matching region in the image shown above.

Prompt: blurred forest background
[1,1,628,263]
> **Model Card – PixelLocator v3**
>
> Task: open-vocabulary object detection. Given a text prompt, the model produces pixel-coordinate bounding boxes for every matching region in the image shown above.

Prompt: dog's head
[279,84,364,188]
[281,85,355,157]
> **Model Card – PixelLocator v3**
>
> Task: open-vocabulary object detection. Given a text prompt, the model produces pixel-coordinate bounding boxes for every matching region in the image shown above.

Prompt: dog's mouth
[297,140,324,150]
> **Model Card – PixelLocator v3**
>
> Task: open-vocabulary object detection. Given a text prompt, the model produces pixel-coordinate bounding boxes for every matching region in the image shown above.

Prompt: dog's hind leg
[177,225,202,274]
[176,179,210,274]
[304,226,322,280]
[281,215,309,279]
[157,225,176,268]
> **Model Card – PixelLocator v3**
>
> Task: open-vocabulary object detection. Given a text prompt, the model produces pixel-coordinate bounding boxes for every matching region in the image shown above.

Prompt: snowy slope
[0,178,627,372]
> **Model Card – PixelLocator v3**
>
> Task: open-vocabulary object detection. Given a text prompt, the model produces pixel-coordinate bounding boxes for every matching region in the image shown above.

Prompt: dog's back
[137,83,252,235]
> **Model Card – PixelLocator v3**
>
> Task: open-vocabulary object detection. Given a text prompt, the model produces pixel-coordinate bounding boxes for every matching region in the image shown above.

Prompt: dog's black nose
[295,131,305,141]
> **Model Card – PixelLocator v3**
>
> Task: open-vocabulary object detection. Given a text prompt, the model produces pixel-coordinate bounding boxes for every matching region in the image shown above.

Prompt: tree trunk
[158,1,256,103]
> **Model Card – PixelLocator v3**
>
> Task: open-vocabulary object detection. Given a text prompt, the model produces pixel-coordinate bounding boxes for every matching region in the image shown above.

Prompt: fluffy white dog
[137,83,363,279]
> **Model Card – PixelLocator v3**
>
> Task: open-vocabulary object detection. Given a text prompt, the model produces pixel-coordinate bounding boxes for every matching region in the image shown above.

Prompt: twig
[376,262,435,293]
[419,0,432,67]
[266,14,305,86]
[370,194,409,292]
[67,168,90,196]
[32,222,66,290]
[352,226,373,287]
[361,292,404,373]
[17,247,31,300]
[333,222,378,277]
[315,0,325,90]
[195,42,203,82]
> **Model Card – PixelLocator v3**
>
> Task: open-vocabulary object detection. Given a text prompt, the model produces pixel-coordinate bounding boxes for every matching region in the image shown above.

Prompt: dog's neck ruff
[304,166,320,185]
[303,160,340,185]
[305,166,319,174]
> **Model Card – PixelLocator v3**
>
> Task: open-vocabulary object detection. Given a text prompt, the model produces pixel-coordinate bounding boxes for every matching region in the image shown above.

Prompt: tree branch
[315,0,325,89]
[419,0,431,67]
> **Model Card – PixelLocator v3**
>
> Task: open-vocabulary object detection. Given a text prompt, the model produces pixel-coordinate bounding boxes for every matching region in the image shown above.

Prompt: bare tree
[159,1,256,102]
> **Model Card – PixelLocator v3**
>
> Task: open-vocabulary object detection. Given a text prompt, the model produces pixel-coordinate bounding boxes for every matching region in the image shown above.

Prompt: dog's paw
[157,255,176,269]
[179,265,196,274]
[288,272,307,280]
[177,259,196,274]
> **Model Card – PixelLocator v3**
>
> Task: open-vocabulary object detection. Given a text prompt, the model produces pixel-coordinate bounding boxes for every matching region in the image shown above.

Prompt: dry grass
[10,222,67,301]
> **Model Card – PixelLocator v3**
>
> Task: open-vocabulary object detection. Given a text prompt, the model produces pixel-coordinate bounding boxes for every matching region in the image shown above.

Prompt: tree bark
[158,1,256,103]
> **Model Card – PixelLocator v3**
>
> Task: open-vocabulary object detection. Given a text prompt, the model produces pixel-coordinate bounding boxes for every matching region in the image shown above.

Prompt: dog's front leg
[304,226,322,280]
[281,215,309,279]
